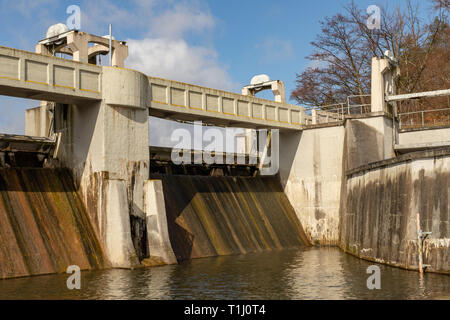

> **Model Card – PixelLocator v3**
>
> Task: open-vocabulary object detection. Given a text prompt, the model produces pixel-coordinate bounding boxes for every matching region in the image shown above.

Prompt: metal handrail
[398,107,450,129]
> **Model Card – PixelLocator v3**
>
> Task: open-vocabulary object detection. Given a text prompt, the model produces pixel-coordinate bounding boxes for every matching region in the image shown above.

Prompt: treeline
[291,0,449,127]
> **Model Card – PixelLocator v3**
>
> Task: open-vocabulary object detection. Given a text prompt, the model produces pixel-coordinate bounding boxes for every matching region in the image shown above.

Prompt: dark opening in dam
[152,174,311,262]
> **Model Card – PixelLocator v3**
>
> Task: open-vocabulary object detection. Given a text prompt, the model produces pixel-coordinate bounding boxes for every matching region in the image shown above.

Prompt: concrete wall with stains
[398,126,450,146]
[279,125,345,245]
[278,114,395,245]
[341,148,450,274]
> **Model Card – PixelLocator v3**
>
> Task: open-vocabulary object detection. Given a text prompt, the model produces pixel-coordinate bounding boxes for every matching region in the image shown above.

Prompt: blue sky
[0,0,431,144]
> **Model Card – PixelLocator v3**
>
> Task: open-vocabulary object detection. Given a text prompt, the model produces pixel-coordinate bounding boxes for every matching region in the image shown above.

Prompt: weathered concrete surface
[341,148,450,274]
[144,180,177,265]
[105,179,140,268]
[344,115,395,171]
[398,126,450,150]
[0,46,101,103]
[153,175,310,262]
[278,113,395,245]
[0,168,108,279]
[148,76,304,130]
[51,67,150,268]
[279,126,345,245]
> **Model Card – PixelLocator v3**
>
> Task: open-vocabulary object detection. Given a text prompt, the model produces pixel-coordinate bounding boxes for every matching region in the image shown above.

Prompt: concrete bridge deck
[0,46,102,104]
[148,77,304,130]
[0,45,305,131]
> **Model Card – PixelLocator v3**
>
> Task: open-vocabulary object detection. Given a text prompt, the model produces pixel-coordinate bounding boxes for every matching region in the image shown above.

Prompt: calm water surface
[0,247,449,300]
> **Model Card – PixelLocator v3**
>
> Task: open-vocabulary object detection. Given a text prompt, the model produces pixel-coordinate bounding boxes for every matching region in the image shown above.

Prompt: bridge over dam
[0,30,449,278]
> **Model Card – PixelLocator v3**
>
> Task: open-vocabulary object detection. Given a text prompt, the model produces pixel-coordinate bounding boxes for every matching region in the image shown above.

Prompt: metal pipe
[417,213,423,274]
[109,24,112,66]
[386,89,450,102]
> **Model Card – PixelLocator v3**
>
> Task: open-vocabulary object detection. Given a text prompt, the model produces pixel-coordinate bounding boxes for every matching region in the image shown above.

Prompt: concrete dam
[155,175,309,262]
[0,168,107,278]
[0,30,449,279]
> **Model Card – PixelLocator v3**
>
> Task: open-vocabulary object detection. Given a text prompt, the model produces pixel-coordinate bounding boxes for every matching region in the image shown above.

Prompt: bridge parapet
[0,45,101,103]
[148,76,305,130]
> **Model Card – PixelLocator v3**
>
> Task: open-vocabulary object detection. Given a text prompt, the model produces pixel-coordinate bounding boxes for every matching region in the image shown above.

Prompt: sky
[0,0,432,147]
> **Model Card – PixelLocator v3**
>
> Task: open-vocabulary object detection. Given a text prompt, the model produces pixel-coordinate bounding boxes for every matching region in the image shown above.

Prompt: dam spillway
[152,174,310,262]
[0,168,108,279]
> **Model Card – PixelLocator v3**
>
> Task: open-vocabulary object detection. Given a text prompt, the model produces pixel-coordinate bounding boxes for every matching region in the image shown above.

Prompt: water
[0,247,449,300]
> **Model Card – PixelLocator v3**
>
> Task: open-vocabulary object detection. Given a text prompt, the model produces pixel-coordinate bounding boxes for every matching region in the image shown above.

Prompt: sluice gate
[0,168,108,279]
[152,174,310,262]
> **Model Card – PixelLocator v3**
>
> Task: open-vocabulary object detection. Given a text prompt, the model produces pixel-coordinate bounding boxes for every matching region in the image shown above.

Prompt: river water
[0,247,448,300]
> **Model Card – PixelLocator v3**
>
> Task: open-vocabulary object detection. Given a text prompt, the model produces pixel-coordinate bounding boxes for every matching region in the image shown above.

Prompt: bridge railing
[386,89,450,130]
[304,94,371,125]
[148,76,305,130]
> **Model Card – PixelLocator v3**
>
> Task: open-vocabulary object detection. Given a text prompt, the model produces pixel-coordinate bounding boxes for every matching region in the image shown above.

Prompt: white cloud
[80,0,235,90]
[127,38,234,90]
[148,2,216,39]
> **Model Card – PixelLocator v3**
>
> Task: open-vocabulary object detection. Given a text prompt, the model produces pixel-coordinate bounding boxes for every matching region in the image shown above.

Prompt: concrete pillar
[144,180,177,265]
[35,43,52,56]
[106,179,140,267]
[112,44,128,68]
[311,109,318,125]
[241,87,253,97]
[371,57,399,113]
[271,80,286,104]
[66,32,89,63]
[39,101,53,137]
[54,67,150,268]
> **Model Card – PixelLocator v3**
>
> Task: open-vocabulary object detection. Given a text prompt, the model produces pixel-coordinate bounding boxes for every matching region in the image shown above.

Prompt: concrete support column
[311,109,318,125]
[66,32,89,63]
[105,179,140,267]
[271,80,286,104]
[241,87,253,97]
[54,67,150,268]
[371,57,399,113]
[39,101,53,137]
[144,180,177,265]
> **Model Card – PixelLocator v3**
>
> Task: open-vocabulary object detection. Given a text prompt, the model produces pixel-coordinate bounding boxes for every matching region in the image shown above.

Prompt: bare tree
[291,0,449,112]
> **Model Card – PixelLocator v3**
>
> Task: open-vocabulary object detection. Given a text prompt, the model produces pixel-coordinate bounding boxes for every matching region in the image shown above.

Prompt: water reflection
[0,248,448,300]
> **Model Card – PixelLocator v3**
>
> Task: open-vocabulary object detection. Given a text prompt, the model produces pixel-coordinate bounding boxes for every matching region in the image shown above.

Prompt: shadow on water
[0,247,449,300]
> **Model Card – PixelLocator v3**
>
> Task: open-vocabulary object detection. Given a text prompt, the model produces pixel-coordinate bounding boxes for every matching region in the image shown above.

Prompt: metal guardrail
[304,95,371,124]
[398,107,450,129]
[387,89,450,130]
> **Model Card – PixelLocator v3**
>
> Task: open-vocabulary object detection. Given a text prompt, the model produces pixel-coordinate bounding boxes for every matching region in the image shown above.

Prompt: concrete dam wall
[152,175,310,262]
[341,149,450,274]
[0,168,108,279]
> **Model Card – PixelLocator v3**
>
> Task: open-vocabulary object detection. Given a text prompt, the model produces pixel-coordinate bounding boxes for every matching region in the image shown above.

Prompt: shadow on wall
[345,120,384,171]
[152,174,310,262]
[0,168,76,192]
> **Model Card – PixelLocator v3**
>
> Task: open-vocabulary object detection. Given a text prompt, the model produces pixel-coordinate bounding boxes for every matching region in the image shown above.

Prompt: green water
[0,247,448,300]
